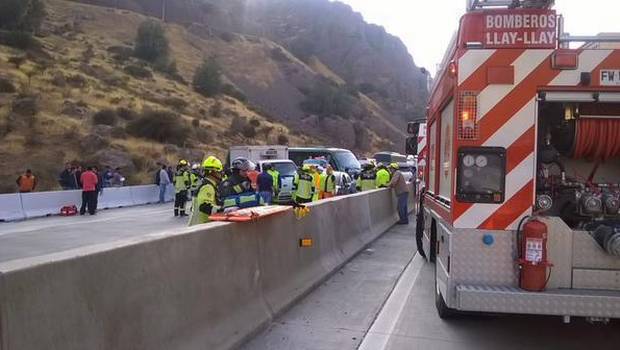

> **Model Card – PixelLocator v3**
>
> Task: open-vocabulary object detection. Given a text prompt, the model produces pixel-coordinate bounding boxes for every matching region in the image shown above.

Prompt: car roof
[259,159,295,164]
[289,147,351,153]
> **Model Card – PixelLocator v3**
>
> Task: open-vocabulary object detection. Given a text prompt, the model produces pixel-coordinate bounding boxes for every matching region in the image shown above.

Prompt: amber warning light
[299,238,313,248]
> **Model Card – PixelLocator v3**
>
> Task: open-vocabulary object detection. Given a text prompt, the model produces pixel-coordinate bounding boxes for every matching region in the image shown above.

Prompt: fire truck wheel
[435,265,456,319]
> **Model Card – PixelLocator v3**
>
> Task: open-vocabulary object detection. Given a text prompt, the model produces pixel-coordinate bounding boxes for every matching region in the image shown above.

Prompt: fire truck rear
[410,0,620,322]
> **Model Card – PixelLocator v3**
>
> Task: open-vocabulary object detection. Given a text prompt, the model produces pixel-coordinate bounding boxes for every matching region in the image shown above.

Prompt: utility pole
[161,0,167,22]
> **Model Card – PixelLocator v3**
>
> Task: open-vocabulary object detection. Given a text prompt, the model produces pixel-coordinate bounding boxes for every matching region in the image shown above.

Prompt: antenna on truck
[467,0,554,11]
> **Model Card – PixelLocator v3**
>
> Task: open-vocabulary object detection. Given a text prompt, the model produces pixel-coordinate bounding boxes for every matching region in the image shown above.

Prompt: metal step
[456,284,620,318]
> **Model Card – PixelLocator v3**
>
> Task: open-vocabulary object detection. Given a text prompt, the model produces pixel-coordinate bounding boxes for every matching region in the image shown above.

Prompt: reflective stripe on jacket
[294,172,315,200]
[189,178,220,226]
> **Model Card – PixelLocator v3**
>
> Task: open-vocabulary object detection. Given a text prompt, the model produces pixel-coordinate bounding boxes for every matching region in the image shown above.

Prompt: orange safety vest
[18,175,35,192]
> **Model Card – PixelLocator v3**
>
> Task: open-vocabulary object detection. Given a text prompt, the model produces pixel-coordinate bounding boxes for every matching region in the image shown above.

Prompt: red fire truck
[410,0,620,322]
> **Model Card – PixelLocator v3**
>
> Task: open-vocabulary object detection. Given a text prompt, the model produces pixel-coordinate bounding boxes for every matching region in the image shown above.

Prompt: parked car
[289,147,361,194]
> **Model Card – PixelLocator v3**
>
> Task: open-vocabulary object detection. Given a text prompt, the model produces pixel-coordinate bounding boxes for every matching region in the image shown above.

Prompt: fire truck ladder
[467,0,554,11]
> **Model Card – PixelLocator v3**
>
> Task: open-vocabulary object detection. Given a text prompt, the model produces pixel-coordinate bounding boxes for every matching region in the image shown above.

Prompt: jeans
[159,184,167,203]
[397,192,409,224]
[259,191,273,205]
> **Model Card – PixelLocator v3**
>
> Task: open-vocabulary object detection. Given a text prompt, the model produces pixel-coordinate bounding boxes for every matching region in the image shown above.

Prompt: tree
[192,59,222,97]
[0,0,45,32]
[134,20,169,63]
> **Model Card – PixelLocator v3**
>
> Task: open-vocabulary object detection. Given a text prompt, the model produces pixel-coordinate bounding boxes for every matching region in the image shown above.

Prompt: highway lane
[0,204,186,263]
[244,218,620,350]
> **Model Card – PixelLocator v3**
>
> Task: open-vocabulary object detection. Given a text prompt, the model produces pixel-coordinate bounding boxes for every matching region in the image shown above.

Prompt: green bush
[134,20,169,63]
[126,110,189,145]
[0,0,45,32]
[93,109,118,126]
[222,84,247,102]
[116,107,138,121]
[299,81,355,118]
[0,77,16,93]
[1,31,36,49]
[193,59,222,97]
[277,134,289,145]
[124,64,153,79]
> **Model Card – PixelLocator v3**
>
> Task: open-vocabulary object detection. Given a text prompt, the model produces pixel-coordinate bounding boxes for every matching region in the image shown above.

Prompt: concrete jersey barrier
[0,187,414,350]
[0,184,174,221]
[0,193,25,222]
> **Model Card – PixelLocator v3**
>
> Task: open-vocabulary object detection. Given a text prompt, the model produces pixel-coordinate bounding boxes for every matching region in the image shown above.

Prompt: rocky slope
[0,0,428,193]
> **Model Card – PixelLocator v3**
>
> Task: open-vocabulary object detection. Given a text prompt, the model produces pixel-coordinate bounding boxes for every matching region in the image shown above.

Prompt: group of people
[167,156,340,226]
[170,155,410,227]
[355,162,411,225]
[58,163,125,191]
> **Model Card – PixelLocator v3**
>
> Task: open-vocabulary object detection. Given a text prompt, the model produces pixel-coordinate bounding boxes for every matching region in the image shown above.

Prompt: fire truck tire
[435,265,456,319]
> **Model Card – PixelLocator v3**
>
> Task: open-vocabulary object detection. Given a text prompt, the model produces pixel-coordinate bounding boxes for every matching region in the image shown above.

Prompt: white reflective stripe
[478,50,552,121]
[418,136,427,151]
[458,50,495,86]
[454,153,534,228]
[507,207,532,231]
[483,98,536,147]
[550,50,613,86]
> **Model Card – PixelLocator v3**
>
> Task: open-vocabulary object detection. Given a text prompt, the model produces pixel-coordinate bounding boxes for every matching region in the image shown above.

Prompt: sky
[333,0,620,75]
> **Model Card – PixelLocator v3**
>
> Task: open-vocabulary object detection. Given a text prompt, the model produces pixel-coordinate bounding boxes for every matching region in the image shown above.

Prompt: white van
[255,160,297,204]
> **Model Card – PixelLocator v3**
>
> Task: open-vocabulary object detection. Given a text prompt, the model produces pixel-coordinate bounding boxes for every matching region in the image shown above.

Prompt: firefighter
[189,156,224,226]
[293,165,315,204]
[189,163,202,197]
[357,163,377,192]
[310,165,322,201]
[375,163,391,188]
[267,164,281,199]
[320,165,337,199]
[220,157,262,209]
[173,159,191,217]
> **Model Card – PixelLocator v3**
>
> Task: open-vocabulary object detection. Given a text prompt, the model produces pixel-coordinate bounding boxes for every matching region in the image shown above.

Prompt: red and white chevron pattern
[453,48,618,230]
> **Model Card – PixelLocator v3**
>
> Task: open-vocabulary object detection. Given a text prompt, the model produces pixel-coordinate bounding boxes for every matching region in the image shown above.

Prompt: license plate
[601,70,620,86]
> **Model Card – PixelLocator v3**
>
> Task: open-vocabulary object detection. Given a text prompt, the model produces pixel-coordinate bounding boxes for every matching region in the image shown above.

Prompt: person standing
[16,169,37,193]
[320,165,337,199]
[388,163,409,225]
[79,167,99,215]
[158,165,171,203]
[267,164,280,200]
[293,165,315,204]
[173,160,191,217]
[376,163,391,188]
[74,165,83,189]
[257,164,274,205]
[58,163,73,190]
[357,163,377,192]
[189,156,224,226]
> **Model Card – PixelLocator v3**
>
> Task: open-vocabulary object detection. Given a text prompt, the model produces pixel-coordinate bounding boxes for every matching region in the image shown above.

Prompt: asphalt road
[0,203,186,263]
[243,219,620,350]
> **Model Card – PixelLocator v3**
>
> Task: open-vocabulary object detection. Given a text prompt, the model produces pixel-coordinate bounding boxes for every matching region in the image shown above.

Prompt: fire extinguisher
[517,218,552,292]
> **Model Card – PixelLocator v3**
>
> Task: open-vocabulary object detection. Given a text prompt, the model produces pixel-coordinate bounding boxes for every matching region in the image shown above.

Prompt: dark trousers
[397,192,409,224]
[174,191,187,216]
[80,191,97,215]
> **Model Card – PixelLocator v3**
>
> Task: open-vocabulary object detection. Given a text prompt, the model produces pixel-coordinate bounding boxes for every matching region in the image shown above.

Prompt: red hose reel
[573,118,620,161]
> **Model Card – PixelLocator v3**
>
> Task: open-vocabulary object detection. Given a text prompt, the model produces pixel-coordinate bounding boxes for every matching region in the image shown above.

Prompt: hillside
[0,0,428,193]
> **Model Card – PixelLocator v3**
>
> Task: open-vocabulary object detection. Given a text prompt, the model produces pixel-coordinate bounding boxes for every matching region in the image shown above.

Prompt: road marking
[357,253,425,350]
[0,207,171,236]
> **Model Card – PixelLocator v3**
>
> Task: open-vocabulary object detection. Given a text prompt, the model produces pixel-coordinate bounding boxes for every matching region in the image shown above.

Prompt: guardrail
[0,185,175,222]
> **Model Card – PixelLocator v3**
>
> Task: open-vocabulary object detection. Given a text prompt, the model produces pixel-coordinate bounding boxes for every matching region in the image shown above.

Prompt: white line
[358,254,425,350]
